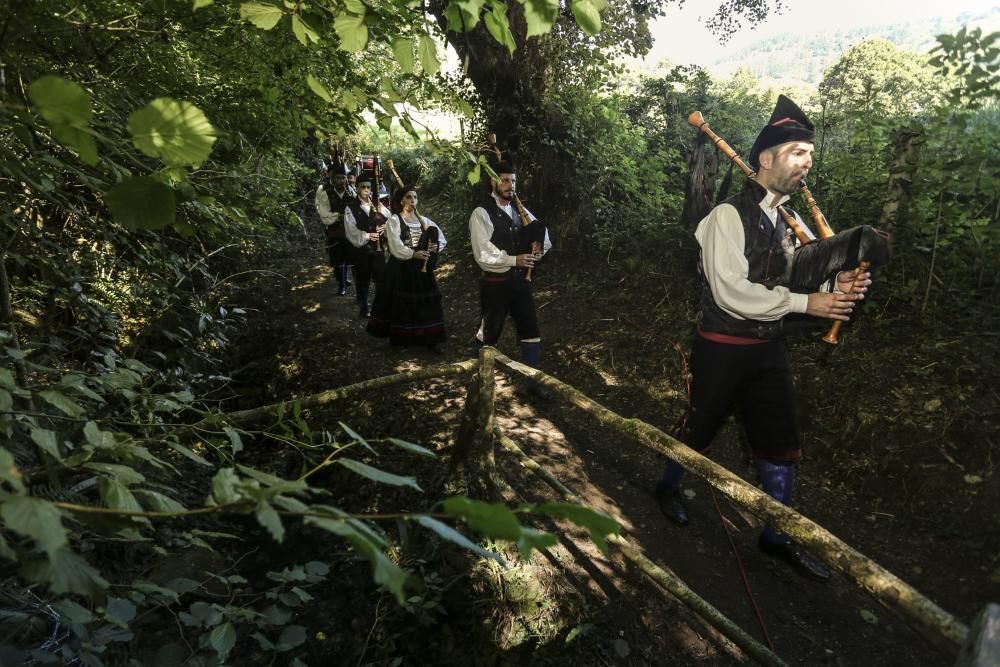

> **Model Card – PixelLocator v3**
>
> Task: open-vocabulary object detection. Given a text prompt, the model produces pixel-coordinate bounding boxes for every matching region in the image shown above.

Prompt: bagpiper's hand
[836,268,871,296]
[331,212,341,222]
[414,250,431,261]
[515,253,536,268]
[427,242,439,253]
[367,232,380,243]
[806,292,859,321]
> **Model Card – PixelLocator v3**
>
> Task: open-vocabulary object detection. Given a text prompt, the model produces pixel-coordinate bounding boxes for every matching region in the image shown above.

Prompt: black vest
[484,199,531,268]
[699,181,800,339]
[348,200,387,247]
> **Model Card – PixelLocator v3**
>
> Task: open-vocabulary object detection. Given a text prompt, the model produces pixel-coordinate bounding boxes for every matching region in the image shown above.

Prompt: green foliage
[930,27,1000,109]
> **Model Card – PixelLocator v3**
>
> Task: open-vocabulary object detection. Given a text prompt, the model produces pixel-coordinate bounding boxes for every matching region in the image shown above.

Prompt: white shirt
[469,195,552,273]
[696,187,818,321]
[385,213,448,261]
[315,185,351,226]
[344,201,391,248]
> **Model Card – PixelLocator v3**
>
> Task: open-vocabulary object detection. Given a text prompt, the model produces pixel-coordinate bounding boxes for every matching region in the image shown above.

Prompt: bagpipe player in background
[469,151,551,397]
[654,95,891,582]
[315,159,357,296]
[344,172,390,319]
[366,183,448,350]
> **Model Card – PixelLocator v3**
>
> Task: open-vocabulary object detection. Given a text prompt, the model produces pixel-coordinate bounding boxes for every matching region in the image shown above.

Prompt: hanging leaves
[418,32,442,75]
[127,98,218,168]
[27,75,98,165]
[391,37,416,74]
[239,2,284,29]
[571,0,605,36]
[290,14,320,45]
[484,1,517,55]
[520,0,558,38]
[306,74,334,103]
[334,9,368,52]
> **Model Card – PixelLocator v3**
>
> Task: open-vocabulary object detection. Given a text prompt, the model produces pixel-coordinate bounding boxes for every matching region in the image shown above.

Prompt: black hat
[330,159,350,176]
[391,183,417,214]
[488,150,516,176]
[748,95,814,170]
[356,173,373,186]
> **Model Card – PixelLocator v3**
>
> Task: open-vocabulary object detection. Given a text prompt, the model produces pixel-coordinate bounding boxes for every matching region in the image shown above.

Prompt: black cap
[748,95,814,169]
[488,149,516,175]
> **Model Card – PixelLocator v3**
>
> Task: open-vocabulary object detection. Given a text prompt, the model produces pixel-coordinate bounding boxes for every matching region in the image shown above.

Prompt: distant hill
[642,7,999,88]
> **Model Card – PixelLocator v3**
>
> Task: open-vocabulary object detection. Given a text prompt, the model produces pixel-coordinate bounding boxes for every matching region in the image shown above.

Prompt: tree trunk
[878,126,924,234]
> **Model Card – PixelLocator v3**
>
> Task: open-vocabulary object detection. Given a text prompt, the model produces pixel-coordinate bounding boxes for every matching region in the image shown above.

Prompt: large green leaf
[306,74,334,103]
[209,622,237,659]
[334,11,368,52]
[533,502,619,555]
[134,490,186,513]
[104,176,176,230]
[0,449,25,493]
[240,2,283,29]
[520,0,558,37]
[29,427,62,461]
[391,37,416,74]
[385,437,436,458]
[515,526,557,558]
[570,0,604,36]
[128,98,217,167]
[484,2,517,55]
[38,389,84,417]
[336,459,421,491]
[291,14,319,45]
[444,0,486,31]
[418,32,441,75]
[415,516,506,565]
[27,75,98,165]
[0,495,67,557]
[442,496,521,541]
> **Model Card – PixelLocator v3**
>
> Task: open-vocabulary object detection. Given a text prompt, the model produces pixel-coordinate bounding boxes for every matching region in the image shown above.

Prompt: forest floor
[223,218,999,667]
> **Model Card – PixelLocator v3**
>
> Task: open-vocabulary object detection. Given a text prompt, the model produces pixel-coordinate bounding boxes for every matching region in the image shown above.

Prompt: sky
[638,0,998,69]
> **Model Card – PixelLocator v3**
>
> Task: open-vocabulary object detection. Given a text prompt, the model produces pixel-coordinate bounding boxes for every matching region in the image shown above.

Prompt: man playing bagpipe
[345,172,391,318]
[470,152,552,394]
[655,95,891,581]
[315,160,357,296]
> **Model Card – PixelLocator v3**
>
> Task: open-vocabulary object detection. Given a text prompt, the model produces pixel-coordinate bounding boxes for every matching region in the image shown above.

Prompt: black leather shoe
[758,536,831,581]
[655,486,689,526]
[338,287,347,296]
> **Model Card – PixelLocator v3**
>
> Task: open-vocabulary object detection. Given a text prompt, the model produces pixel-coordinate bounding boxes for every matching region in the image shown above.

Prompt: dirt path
[229,229,991,666]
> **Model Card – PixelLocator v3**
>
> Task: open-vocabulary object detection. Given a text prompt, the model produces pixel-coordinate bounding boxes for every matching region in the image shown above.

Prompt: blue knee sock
[758,459,796,544]
[520,341,541,367]
[658,461,685,492]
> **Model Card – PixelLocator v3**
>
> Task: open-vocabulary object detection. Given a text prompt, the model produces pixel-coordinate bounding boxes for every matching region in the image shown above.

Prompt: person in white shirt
[469,155,552,395]
[345,174,391,318]
[366,184,448,349]
[655,96,876,582]
[315,161,357,295]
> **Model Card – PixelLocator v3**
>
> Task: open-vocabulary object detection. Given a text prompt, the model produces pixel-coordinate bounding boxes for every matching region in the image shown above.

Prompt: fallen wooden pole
[203,359,478,428]
[492,351,969,653]
[495,427,788,667]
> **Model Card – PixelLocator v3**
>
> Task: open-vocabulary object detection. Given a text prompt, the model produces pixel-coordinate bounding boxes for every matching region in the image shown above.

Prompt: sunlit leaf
[104,176,176,230]
[193,0,215,8]
[391,37,416,74]
[520,0,558,37]
[571,0,605,35]
[334,11,368,52]
[291,14,319,45]
[128,98,217,167]
[240,2,284,29]
[418,32,441,75]
[484,2,517,55]
[306,74,334,103]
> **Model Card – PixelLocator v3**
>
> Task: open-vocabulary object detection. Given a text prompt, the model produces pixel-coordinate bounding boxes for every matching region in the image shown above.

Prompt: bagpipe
[385,159,437,273]
[687,111,891,344]
[486,133,547,283]
[355,153,387,251]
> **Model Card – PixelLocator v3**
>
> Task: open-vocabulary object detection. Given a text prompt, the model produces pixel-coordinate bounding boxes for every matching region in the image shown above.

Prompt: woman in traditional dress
[366,185,448,349]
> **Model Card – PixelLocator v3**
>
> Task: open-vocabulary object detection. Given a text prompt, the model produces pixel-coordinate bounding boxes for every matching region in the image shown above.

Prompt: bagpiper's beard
[494,187,513,202]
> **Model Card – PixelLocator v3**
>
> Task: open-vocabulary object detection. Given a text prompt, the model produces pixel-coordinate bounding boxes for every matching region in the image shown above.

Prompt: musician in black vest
[345,173,390,318]
[470,156,552,387]
[315,161,357,296]
[654,96,872,581]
